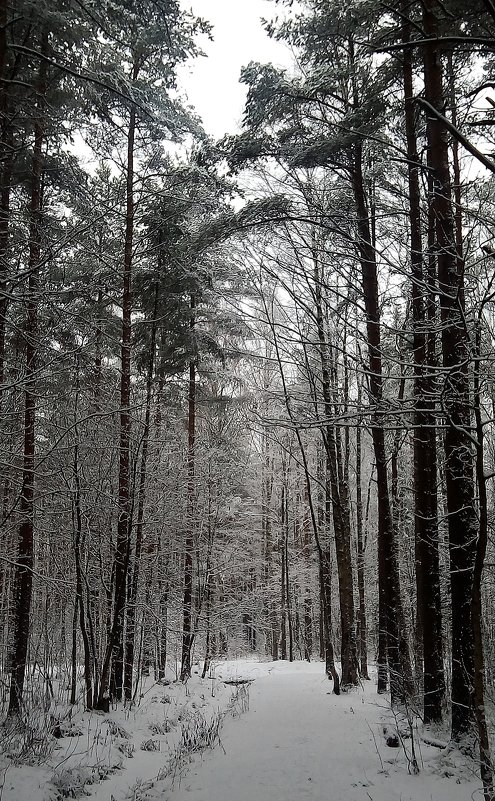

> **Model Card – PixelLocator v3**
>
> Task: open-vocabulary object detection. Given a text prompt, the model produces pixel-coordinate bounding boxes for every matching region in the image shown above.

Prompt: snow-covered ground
[0,660,483,801]
[0,667,241,801]
[169,660,483,801]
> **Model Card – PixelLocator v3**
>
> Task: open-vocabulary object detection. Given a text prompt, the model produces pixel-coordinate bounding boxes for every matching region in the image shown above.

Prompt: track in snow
[166,660,478,801]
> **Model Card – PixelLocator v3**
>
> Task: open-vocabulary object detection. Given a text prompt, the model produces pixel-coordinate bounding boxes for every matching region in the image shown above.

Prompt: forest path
[165,660,472,801]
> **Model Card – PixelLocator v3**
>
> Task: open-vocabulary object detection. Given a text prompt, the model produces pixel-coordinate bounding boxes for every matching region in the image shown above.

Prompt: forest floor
[0,659,483,801]
[164,660,482,801]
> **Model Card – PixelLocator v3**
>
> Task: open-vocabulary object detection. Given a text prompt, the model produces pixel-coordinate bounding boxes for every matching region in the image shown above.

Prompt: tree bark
[71,357,93,709]
[352,139,412,702]
[355,380,369,679]
[401,4,445,724]
[302,481,312,663]
[280,478,288,660]
[124,302,157,701]
[262,420,278,661]
[267,303,339,691]
[7,33,46,716]
[180,296,196,681]
[312,246,358,686]
[98,67,138,706]
[472,321,494,799]
[0,0,13,399]
[422,0,477,742]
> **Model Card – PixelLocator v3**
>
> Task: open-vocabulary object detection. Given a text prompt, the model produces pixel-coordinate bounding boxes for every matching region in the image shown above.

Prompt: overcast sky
[178,0,290,139]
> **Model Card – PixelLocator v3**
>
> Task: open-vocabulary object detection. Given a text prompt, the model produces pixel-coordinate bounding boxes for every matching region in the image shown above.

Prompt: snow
[0,669,237,801]
[166,660,482,801]
[0,660,483,801]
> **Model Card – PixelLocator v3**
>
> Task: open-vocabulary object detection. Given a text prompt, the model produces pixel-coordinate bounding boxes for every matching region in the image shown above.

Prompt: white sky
[178,0,290,139]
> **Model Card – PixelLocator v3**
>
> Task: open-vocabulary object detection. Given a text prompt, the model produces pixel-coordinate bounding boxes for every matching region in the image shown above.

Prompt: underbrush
[0,668,249,801]
[128,681,250,801]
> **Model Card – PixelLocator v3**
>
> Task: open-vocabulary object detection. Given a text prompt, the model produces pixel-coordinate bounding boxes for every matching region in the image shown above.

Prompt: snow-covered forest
[2,0,495,799]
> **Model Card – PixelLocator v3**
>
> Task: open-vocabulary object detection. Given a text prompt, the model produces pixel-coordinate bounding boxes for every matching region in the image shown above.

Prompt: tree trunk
[0,0,13,399]
[352,139,412,702]
[157,574,168,681]
[320,550,340,694]
[98,70,138,706]
[267,307,339,691]
[312,248,358,686]
[355,380,369,679]
[72,357,93,709]
[472,321,494,799]
[7,35,46,715]
[422,0,477,742]
[302,482,312,663]
[201,570,213,678]
[401,4,444,724]
[180,296,196,681]
[280,480,288,660]
[262,422,278,661]
[124,306,157,701]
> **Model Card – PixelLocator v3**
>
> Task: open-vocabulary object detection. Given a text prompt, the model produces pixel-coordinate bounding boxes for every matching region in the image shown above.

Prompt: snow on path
[166,660,481,801]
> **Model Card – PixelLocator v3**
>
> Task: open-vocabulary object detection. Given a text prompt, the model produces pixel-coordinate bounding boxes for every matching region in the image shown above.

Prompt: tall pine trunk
[402,5,444,723]
[180,296,196,681]
[422,0,477,742]
[355,380,369,679]
[352,139,412,701]
[8,33,47,715]
[71,357,93,709]
[0,0,12,397]
[472,321,494,799]
[124,304,157,700]
[98,73,138,706]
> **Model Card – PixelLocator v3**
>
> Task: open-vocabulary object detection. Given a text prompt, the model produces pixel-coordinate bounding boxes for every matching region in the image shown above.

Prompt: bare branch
[415,96,495,174]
